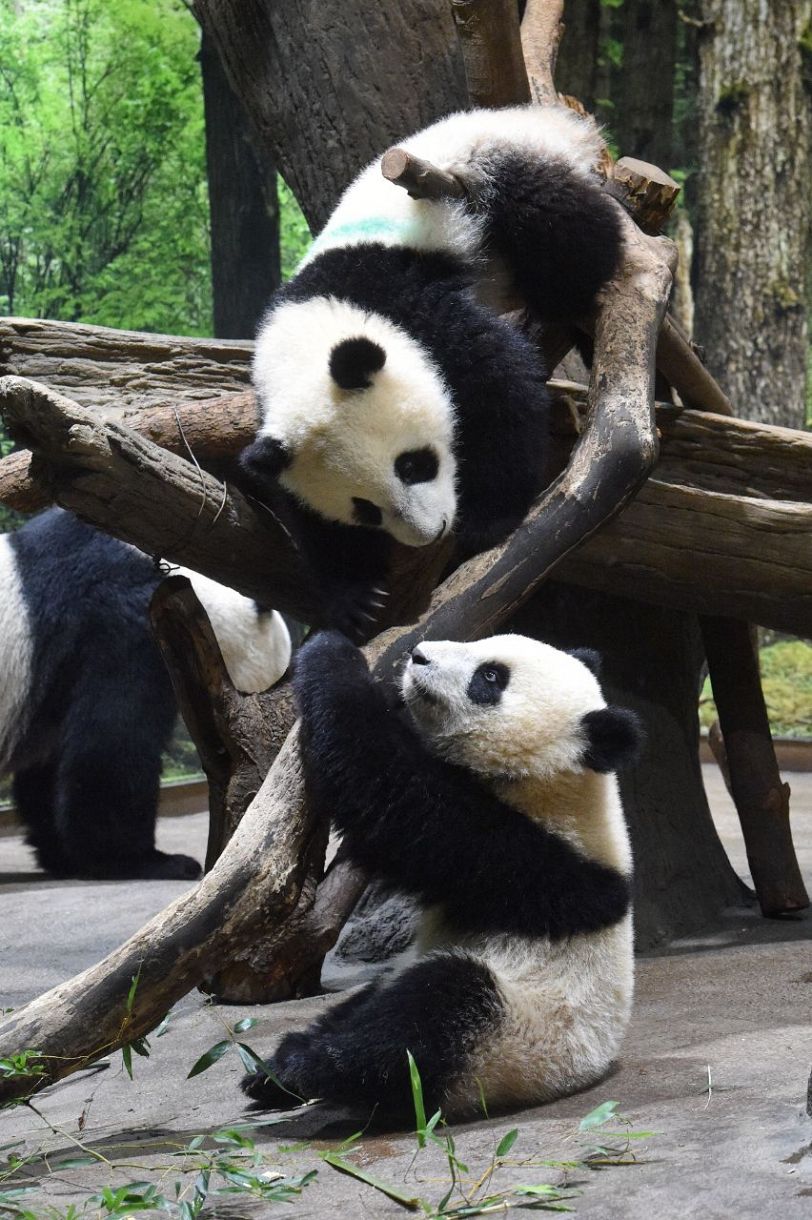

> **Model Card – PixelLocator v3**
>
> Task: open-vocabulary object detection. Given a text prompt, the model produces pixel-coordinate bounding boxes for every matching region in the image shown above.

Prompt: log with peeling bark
[0,317,252,415]
[0,379,794,519]
[0,168,677,1095]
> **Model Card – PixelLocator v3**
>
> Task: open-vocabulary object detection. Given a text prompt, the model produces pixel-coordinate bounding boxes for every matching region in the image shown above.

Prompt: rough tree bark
[191,0,468,231]
[200,31,281,339]
[0,316,252,415]
[612,0,678,169]
[694,0,812,426]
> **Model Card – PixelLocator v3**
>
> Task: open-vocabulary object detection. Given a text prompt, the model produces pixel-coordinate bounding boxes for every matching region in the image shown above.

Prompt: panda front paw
[241,1066,307,1110]
[324,582,389,645]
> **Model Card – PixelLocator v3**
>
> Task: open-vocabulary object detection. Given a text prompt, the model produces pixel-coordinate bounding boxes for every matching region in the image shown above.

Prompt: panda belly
[417,910,634,1115]
[0,536,34,770]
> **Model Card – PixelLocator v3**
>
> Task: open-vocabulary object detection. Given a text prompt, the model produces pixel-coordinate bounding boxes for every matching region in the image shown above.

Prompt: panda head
[242,298,458,548]
[401,635,641,780]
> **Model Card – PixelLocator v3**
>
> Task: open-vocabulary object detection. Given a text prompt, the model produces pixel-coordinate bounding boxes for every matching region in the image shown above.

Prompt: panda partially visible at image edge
[242,629,641,1120]
[240,105,623,639]
[0,508,291,880]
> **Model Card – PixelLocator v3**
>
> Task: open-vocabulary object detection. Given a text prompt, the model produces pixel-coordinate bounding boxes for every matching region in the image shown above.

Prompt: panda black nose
[411,649,430,665]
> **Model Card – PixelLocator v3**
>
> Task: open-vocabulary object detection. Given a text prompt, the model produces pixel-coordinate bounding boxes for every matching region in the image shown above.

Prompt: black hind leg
[12,762,65,874]
[242,955,504,1117]
[50,666,199,881]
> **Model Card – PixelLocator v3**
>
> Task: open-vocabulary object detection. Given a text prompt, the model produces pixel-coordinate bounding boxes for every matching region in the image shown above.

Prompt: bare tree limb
[380,148,466,199]
[520,0,564,105]
[700,616,809,915]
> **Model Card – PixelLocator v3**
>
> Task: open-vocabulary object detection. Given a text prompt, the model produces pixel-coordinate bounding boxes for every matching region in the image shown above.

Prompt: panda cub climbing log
[242,630,641,1119]
[0,508,291,881]
[240,105,622,638]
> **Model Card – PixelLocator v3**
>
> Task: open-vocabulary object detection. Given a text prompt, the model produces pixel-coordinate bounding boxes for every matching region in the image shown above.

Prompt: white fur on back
[0,536,33,768]
[305,104,605,266]
[174,568,291,693]
[253,298,458,545]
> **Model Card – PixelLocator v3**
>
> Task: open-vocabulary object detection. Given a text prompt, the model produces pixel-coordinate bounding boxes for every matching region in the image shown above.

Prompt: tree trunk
[511,583,748,948]
[694,0,812,425]
[613,0,677,168]
[200,31,281,339]
[191,0,468,230]
[554,0,602,112]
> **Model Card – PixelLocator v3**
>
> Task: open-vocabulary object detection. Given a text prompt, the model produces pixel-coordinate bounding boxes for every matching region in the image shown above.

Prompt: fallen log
[557,478,812,640]
[2,383,805,518]
[0,316,252,415]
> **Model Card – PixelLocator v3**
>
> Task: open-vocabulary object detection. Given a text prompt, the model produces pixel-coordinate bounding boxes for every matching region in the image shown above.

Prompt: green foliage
[316,1061,653,1216]
[279,179,312,280]
[700,638,812,739]
[0,0,211,334]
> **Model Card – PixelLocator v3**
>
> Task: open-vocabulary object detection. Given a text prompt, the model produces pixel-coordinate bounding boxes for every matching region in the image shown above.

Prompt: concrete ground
[0,766,810,1217]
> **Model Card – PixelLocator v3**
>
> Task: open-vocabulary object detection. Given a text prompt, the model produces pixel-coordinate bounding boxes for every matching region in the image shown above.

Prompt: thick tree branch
[0,316,252,413]
[0,377,320,624]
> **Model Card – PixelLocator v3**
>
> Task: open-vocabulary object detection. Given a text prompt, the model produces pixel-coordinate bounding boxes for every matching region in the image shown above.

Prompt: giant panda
[242,629,641,1119]
[0,508,291,881]
[239,104,623,638]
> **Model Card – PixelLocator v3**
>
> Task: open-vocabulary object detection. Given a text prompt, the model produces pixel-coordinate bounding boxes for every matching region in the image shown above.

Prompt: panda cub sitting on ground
[243,630,641,1119]
[0,508,291,881]
[240,105,622,637]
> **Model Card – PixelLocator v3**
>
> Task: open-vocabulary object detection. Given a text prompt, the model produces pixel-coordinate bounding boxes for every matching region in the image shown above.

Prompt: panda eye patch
[395,447,439,485]
[352,497,383,527]
[467,661,510,705]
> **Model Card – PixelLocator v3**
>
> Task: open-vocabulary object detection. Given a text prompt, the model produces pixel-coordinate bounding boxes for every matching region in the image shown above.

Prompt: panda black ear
[239,436,292,486]
[568,648,603,679]
[329,337,386,390]
[581,707,643,773]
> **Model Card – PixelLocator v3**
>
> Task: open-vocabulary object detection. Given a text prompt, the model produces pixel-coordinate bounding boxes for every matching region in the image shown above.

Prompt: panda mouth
[408,675,440,706]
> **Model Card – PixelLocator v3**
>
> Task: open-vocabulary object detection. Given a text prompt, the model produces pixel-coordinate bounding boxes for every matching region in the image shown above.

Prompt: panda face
[249,298,458,547]
[402,635,638,780]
